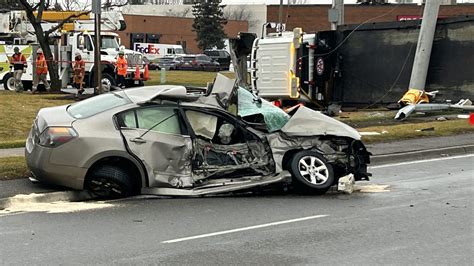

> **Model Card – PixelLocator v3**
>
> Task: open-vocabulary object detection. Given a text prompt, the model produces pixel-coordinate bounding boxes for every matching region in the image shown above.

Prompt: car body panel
[121,128,194,188]
[281,106,361,140]
[142,171,291,196]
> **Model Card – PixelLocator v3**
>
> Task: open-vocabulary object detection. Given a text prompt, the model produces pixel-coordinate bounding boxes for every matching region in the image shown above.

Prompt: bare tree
[18,0,128,90]
[223,5,257,29]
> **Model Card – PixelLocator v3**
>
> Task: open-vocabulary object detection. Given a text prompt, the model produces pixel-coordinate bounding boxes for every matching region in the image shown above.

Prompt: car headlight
[38,127,78,147]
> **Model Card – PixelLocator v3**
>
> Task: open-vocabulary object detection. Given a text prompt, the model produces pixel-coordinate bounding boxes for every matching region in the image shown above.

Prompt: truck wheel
[101,73,116,92]
[3,73,15,91]
[289,150,335,194]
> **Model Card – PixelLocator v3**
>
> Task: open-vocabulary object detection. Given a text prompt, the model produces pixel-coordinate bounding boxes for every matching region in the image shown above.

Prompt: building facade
[117,15,248,54]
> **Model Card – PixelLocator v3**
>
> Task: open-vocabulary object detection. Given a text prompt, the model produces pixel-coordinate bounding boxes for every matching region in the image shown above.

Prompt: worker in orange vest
[73,52,85,94]
[9,46,27,92]
[32,48,50,93]
[115,50,127,89]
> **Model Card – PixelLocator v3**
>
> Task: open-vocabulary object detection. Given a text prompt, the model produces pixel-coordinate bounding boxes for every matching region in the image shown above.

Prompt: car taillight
[38,127,77,147]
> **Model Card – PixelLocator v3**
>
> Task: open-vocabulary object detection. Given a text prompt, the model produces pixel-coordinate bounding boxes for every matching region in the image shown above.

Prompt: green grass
[0,156,29,181]
[145,70,235,87]
[0,91,73,147]
[359,119,474,143]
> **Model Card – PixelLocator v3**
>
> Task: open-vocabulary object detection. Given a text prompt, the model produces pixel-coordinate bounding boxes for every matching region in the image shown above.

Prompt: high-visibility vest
[36,55,48,75]
[10,53,27,70]
[73,59,85,75]
[116,56,127,76]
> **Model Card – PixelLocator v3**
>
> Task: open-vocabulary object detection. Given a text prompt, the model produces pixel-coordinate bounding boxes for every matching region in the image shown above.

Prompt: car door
[181,107,273,179]
[117,106,194,188]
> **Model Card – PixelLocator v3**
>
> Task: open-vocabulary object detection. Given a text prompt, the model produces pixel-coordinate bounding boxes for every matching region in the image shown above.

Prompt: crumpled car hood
[281,106,361,140]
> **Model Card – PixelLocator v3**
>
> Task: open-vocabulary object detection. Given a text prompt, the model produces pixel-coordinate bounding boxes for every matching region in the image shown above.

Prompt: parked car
[143,57,160,70]
[158,56,184,70]
[177,54,220,71]
[204,49,231,70]
[25,74,370,198]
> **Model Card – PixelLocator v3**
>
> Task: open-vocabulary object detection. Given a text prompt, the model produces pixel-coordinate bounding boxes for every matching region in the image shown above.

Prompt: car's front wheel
[289,150,335,194]
[86,165,136,198]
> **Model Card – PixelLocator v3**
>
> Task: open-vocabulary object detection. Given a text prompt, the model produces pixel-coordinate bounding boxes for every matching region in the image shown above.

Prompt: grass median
[0,156,29,181]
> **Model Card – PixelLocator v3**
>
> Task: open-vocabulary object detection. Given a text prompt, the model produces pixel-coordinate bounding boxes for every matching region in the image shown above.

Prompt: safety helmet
[118,50,125,55]
[75,52,81,57]
[37,48,43,54]
[13,47,20,53]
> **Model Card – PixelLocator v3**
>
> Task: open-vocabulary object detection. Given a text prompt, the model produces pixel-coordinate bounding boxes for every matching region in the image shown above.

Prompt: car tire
[3,73,15,91]
[86,165,136,198]
[289,150,334,194]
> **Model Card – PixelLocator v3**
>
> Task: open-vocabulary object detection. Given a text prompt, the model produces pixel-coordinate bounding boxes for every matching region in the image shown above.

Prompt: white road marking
[370,154,474,169]
[162,214,329,244]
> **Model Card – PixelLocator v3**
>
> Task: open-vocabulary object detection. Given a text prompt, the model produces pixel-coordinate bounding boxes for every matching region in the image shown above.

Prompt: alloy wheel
[298,155,329,185]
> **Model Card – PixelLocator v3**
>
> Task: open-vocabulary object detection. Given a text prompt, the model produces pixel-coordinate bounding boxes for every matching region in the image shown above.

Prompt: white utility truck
[0,10,146,91]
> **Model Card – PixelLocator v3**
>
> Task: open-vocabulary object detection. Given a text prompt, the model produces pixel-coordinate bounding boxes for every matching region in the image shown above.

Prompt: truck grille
[127,53,143,68]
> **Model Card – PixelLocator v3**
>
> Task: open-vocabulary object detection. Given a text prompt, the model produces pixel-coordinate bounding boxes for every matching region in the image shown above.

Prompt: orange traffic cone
[144,64,149,81]
[134,65,140,81]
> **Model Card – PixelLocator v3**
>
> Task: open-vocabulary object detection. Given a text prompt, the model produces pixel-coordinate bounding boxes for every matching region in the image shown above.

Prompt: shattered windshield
[238,88,290,132]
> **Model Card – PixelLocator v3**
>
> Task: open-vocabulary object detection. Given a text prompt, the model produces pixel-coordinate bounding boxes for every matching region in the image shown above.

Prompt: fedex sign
[134,43,160,55]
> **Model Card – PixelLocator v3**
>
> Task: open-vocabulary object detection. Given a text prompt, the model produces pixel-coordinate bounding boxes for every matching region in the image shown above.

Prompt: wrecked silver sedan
[25,74,370,197]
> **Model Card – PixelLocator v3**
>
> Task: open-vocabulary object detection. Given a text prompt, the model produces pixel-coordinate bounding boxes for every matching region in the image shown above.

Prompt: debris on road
[354,184,391,193]
[337,174,355,194]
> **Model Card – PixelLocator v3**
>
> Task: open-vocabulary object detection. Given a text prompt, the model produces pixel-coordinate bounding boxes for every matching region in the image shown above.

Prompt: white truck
[133,43,185,61]
[230,26,330,108]
[0,10,146,91]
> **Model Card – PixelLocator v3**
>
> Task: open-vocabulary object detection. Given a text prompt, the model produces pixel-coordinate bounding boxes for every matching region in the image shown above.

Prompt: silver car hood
[281,106,361,140]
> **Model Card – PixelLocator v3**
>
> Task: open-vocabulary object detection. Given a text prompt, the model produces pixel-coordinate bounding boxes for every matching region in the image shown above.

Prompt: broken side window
[118,107,182,135]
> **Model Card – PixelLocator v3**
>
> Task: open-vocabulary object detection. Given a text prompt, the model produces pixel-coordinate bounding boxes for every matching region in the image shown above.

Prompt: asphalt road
[1,155,473,265]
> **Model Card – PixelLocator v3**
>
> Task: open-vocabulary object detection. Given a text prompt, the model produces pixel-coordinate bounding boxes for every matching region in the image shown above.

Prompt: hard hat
[14,47,20,52]
[37,48,43,54]
[118,50,125,55]
[75,52,81,57]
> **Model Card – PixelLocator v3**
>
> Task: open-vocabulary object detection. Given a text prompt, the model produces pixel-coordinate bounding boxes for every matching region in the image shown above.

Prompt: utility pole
[329,0,344,31]
[92,0,102,94]
[407,0,441,93]
[395,0,442,120]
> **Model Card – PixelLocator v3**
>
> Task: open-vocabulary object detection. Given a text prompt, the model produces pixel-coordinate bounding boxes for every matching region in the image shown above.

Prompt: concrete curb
[371,144,474,165]
[0,191,96,210]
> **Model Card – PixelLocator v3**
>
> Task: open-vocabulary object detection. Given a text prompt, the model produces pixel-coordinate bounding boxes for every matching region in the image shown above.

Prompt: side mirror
[78,35,85,50]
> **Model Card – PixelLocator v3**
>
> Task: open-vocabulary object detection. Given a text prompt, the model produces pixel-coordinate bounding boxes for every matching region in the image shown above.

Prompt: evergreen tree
[192,0,227,51]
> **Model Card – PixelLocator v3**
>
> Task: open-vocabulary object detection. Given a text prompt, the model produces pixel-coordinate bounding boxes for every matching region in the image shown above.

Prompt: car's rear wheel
[289,150,334,194]
[86,165,136,198]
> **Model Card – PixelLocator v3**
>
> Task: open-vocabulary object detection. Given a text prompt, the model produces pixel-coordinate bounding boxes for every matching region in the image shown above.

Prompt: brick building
[267,4,474,32]
[117,15,248,54]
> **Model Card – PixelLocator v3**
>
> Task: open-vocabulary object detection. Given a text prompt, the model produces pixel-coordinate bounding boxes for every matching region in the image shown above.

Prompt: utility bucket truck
[0,10,146,91]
